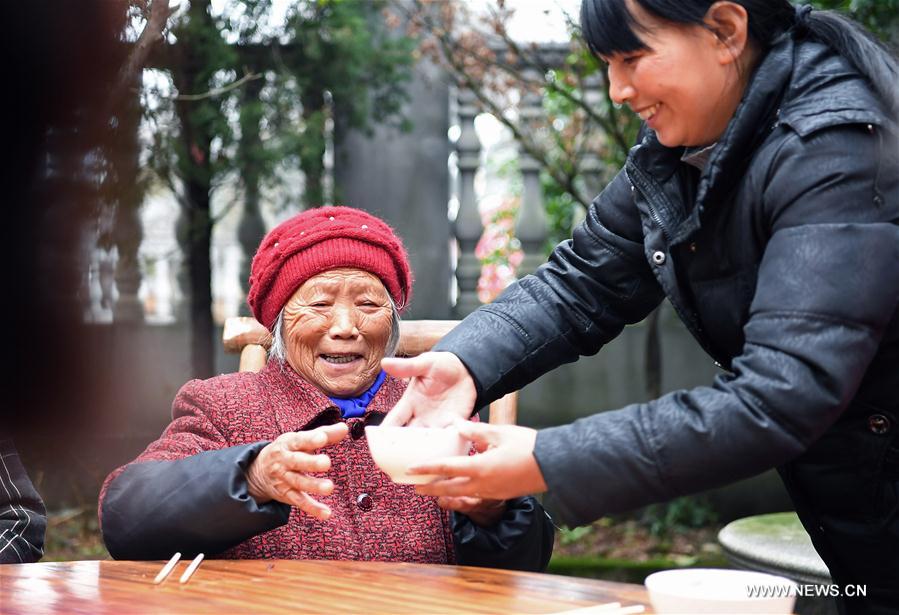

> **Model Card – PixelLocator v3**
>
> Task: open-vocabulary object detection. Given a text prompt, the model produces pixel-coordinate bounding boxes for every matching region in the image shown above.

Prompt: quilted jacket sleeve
[99,380,290,559]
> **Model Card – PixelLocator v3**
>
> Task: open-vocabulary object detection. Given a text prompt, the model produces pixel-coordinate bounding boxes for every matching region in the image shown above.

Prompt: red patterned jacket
[99,361,553,568]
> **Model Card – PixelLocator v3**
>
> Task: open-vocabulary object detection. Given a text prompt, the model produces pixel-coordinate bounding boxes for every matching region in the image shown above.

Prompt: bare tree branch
[110,0,177,109]
[173,71,263,101]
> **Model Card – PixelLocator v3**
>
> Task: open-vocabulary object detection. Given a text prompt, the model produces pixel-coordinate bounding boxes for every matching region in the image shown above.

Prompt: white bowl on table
[365,425,468,484]
[645,568,798,614]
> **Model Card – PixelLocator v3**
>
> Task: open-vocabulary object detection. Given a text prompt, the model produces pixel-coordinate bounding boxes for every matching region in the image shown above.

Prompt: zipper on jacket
[626,163,732,370]
[625,164,671,241]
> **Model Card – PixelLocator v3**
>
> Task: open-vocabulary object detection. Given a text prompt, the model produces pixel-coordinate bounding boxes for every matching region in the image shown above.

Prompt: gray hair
[268,295,401,365]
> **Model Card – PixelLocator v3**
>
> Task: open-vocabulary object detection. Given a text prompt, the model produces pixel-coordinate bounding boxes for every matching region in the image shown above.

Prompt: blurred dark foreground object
[1,2,131,524]
[2,2,126,434]
[0,437,47,563]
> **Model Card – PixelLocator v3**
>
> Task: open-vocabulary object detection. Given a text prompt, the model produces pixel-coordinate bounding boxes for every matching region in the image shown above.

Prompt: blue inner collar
[327,370,387,418]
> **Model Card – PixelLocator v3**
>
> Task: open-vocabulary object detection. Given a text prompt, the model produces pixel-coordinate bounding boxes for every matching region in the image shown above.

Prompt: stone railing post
[112,208,144,323]
[453,87,483,317]
[514,75,548,277]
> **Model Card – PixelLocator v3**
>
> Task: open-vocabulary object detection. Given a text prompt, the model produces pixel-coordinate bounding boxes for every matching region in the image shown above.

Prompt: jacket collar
[693,36,793,214]
[258,360,397,433]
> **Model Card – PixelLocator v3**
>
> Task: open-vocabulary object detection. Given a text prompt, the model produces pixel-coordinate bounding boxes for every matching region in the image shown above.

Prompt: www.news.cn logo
[747,584,867,598]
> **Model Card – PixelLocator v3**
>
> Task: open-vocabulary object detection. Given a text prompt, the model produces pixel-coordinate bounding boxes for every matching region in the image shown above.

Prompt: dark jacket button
[349,420,365,440]
[868,414,891,435]
[356,493,373,511]
[651,250,667,266]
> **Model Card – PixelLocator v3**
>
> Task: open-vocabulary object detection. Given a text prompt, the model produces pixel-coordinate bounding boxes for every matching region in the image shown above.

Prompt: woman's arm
[411,124,899,527]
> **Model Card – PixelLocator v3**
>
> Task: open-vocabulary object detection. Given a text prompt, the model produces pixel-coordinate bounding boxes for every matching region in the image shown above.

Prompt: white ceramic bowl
[645,568,798,614]
[365,426,468,484]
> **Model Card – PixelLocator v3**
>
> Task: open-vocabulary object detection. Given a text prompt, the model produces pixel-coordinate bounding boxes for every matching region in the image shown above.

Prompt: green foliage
[559,524,593,546]
[274,0,416,204]
[144,0,416,208]
[640,495,719,539]
[542,172,578,253]
[550,515,728,582]
[811,0,899,41]
[43,508,109,562]
[283,0,415,131]
[548,555,688,583]
[170,1,238,184]
[538,32,640,246]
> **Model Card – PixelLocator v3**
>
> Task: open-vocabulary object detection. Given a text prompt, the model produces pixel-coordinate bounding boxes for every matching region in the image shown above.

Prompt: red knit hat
[247,206,413,329]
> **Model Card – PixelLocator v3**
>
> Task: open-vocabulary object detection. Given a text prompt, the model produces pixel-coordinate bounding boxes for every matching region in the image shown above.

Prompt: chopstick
[179,553,205,584]
[153,552,181,584]
[152,552,205,585]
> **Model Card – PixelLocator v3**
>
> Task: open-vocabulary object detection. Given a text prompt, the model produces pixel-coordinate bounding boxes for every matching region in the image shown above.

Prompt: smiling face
[602,1,754,147]
[281,268,393,398]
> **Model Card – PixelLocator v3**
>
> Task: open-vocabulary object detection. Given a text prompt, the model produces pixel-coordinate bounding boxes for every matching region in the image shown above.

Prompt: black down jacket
[436,35,899,528]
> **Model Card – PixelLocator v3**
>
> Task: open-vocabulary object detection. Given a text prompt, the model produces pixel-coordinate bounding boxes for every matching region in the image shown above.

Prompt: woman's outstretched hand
[245,423,349,520]
[380,352,477,427]
[411,420,548,500]
[436,495,507,527]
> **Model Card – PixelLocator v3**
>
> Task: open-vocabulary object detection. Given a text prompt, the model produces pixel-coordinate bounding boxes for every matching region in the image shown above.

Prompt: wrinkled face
[282,268,393,398]
[602,2,745,147]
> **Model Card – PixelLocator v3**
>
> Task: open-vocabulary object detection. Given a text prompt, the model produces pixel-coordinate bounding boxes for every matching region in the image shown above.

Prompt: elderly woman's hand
[246,423,349,520]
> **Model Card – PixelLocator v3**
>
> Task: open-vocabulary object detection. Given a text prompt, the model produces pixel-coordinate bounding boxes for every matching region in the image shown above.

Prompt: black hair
[580,0,899,115]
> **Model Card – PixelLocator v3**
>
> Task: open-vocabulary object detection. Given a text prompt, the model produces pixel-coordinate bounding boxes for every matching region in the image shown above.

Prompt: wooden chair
[222,316,517,425]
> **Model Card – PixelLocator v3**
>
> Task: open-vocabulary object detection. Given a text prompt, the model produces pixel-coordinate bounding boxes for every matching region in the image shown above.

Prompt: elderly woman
[99,206,553,569]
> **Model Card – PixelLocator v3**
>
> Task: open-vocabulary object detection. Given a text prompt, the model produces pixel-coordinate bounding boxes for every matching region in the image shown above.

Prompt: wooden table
[0,559,653,614]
